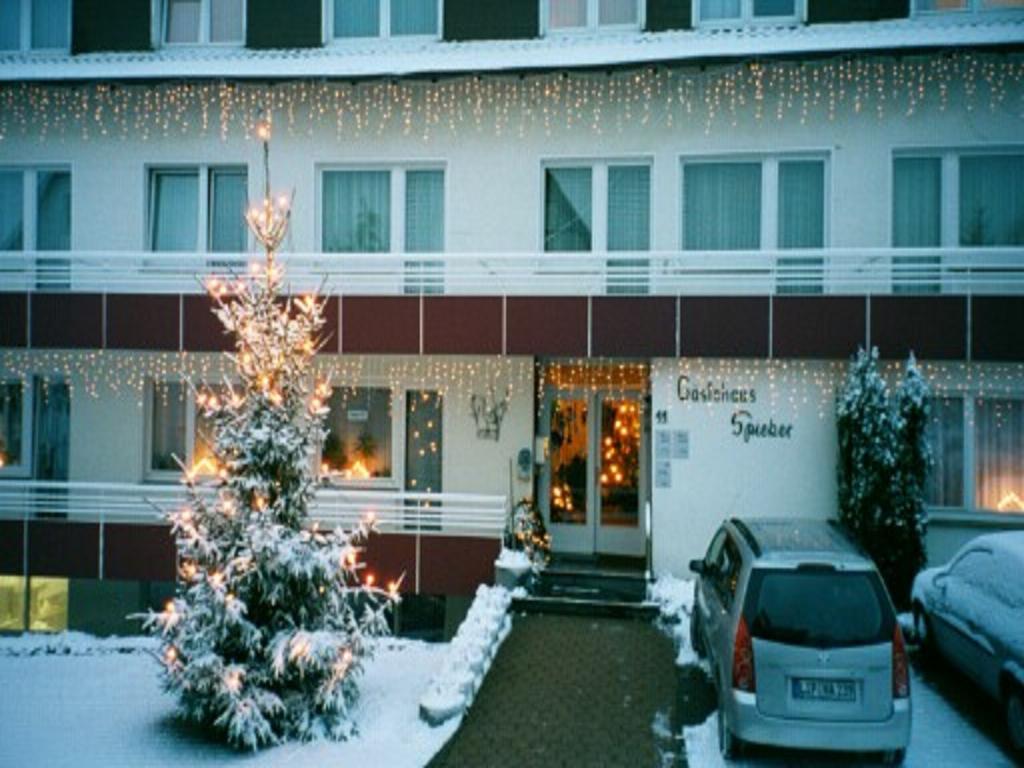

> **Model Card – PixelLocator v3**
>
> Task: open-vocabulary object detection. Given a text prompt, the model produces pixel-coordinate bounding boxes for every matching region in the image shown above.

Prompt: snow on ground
[0,634,458,768]
[682,666,1015,767]
[649,574,701,667]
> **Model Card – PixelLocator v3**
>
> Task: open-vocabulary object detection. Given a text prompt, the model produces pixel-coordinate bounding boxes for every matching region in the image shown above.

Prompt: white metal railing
[2,248,1024,295]
[0,480,508,538]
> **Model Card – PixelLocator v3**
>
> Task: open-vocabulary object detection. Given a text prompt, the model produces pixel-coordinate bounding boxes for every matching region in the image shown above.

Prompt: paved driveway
[429,613,681,767]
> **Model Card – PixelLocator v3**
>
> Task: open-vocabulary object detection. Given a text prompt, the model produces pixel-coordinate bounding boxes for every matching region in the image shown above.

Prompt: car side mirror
[689,559,707,576]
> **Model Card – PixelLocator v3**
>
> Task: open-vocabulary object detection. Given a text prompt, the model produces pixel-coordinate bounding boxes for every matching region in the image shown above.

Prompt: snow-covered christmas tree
[143,115,397,750]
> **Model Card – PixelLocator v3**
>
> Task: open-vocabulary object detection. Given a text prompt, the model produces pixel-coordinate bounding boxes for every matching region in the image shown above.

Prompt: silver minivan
[689,518,911,763]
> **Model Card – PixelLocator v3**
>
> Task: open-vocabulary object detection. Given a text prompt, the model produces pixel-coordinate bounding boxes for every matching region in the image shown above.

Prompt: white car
[911,532,1024,756]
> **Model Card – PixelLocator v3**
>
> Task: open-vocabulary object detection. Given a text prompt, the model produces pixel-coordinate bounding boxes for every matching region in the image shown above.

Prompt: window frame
[319,385,401,488]
[146,164,249,253]
[541,0,644,34]
[326,0,443,42]
[678,151,831,252]
[0,165,73,253]
[539,157,653,253]
[316,162,447,255]
[923,394,966,510]
[1,0,72,53]
[161,0,247,47]
[0,379,33,479]
[912,0,1024,17]
[692,0,802,28]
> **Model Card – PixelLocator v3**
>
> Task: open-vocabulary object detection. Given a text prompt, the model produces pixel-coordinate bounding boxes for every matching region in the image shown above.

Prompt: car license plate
[792,678,856,702]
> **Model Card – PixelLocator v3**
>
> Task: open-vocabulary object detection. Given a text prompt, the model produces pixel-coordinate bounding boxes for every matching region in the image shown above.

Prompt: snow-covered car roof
[1,15,1023,83]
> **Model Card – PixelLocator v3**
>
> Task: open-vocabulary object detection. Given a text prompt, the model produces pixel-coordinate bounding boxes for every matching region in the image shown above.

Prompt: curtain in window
[392,0,437,35]
[209,169,247,252]
[975,398,1024,513]
[753,0,795,15]
[31,0,69,48]
[323,387,393,479]
[210,0,244,42]
[0,0,20,50]
[405,170,444,252]
[151,382,186,472]
[36,171,70,251]
[545,168,592,252]
[598,0,637,25]
[0,172,23,251]
[683,162,761,250]
[0,383,23,468]
[607,166,650,251]
[166,0,201,43]
[151,171,198,251]
[960,155,1024,246]
[925,397,964,507]
[700,0,740,20]
[893,157,941,247]
[549,0,587,28]
[778,160,824,249]
[336,0,380,37]
[322,171,391,252]
[32,378,69,482]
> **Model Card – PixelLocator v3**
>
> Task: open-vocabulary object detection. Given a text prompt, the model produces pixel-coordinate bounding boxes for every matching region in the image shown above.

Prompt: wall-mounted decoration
[471,385,511,441]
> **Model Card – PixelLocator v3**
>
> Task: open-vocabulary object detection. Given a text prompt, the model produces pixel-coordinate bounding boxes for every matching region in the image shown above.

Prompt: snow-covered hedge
[419,585,516,726]
[0,631,157,657]
[648,575,700,667]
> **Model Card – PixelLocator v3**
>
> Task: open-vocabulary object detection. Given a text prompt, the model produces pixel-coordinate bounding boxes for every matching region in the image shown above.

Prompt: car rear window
[744,567,894,648]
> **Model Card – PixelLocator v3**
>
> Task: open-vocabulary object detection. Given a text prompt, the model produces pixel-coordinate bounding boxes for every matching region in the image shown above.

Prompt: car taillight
[892,623,910,699]
[732,615,756,693]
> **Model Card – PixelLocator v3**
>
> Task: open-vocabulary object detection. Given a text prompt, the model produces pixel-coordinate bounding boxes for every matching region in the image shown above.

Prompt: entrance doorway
[539,387,648,557]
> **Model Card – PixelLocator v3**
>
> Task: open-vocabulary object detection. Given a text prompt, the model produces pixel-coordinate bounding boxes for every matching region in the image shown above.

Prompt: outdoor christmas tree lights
[141,115,397,751]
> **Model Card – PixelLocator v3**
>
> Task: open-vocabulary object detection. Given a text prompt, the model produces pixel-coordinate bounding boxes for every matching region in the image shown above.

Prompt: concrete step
[533,570,649,604]
[512,595,660,620]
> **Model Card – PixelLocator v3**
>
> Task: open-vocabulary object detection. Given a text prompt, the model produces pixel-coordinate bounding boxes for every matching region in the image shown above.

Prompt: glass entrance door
[540,390,646,557]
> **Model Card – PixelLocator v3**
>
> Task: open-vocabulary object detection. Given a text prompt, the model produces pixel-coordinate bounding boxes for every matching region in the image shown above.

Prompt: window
[164,0,244,45]
[323,387,394,480]
[0,167,71,252]
[545,0,640,30]
[0,575,26,631]
[892,156,942,294]
[332,0,440,39]
[974,398,1024,514]
[683,162,762,250]
[925,397,964,507]
[543,162,650,254]
[0,381,29,475]
[0,0,70,51]
[696,0,798,25]
[147,381,229,478]
[27,576,68,632]
[915,0,1024,12]
[960,154,1024,246]
[321,167,444,254]
[149,166,248,252]
[405,390,442,493]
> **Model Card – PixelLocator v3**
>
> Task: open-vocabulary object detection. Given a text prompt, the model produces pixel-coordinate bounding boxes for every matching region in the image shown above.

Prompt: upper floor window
[543,161,650,252]
[164,0,245,45]
[148,166,248,252]
[696,0,798,26]
[545,0,640,31]
[332,0,441,40]
[0,381,30,476]
[148,381,230,478]
[915,0,1024,13]
[321,166,444,253]
[0,168,71,252]
[0,0,70,51]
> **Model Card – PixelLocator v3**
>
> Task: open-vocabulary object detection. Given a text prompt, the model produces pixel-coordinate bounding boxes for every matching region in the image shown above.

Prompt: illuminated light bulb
[224,669,242,693]
[277,194,290,211]
[254,495,266,511]
[164,646,178,664]
[164,599,175,614]
[364,511,376,526]
[365,573,376,587]
[600,473,609,485]
[387,580,400,597]
[321,462,330,475]
[255,118,272,141]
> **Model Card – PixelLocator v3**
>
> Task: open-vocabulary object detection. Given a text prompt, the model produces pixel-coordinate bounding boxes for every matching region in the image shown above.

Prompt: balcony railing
[0,480,508,538]
[2,248,1024,295]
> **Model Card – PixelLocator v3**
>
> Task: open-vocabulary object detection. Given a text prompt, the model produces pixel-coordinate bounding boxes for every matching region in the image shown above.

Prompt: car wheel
[717,698,743,759]
[690,610,706,659]
[1006,685,1024,754]
[882,748,906,765]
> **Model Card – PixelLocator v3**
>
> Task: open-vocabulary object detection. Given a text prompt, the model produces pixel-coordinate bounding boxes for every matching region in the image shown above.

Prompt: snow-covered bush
[140,131,396,750]
[837,348,930,608]
[419,585,514,726]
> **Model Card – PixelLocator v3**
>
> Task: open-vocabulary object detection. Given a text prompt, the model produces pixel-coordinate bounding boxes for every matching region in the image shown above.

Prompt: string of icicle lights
[1,51,1022,142]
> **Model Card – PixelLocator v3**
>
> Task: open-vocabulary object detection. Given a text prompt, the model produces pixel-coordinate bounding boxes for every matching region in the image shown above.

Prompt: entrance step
[533,568,649,604]
[511,595,659,620]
